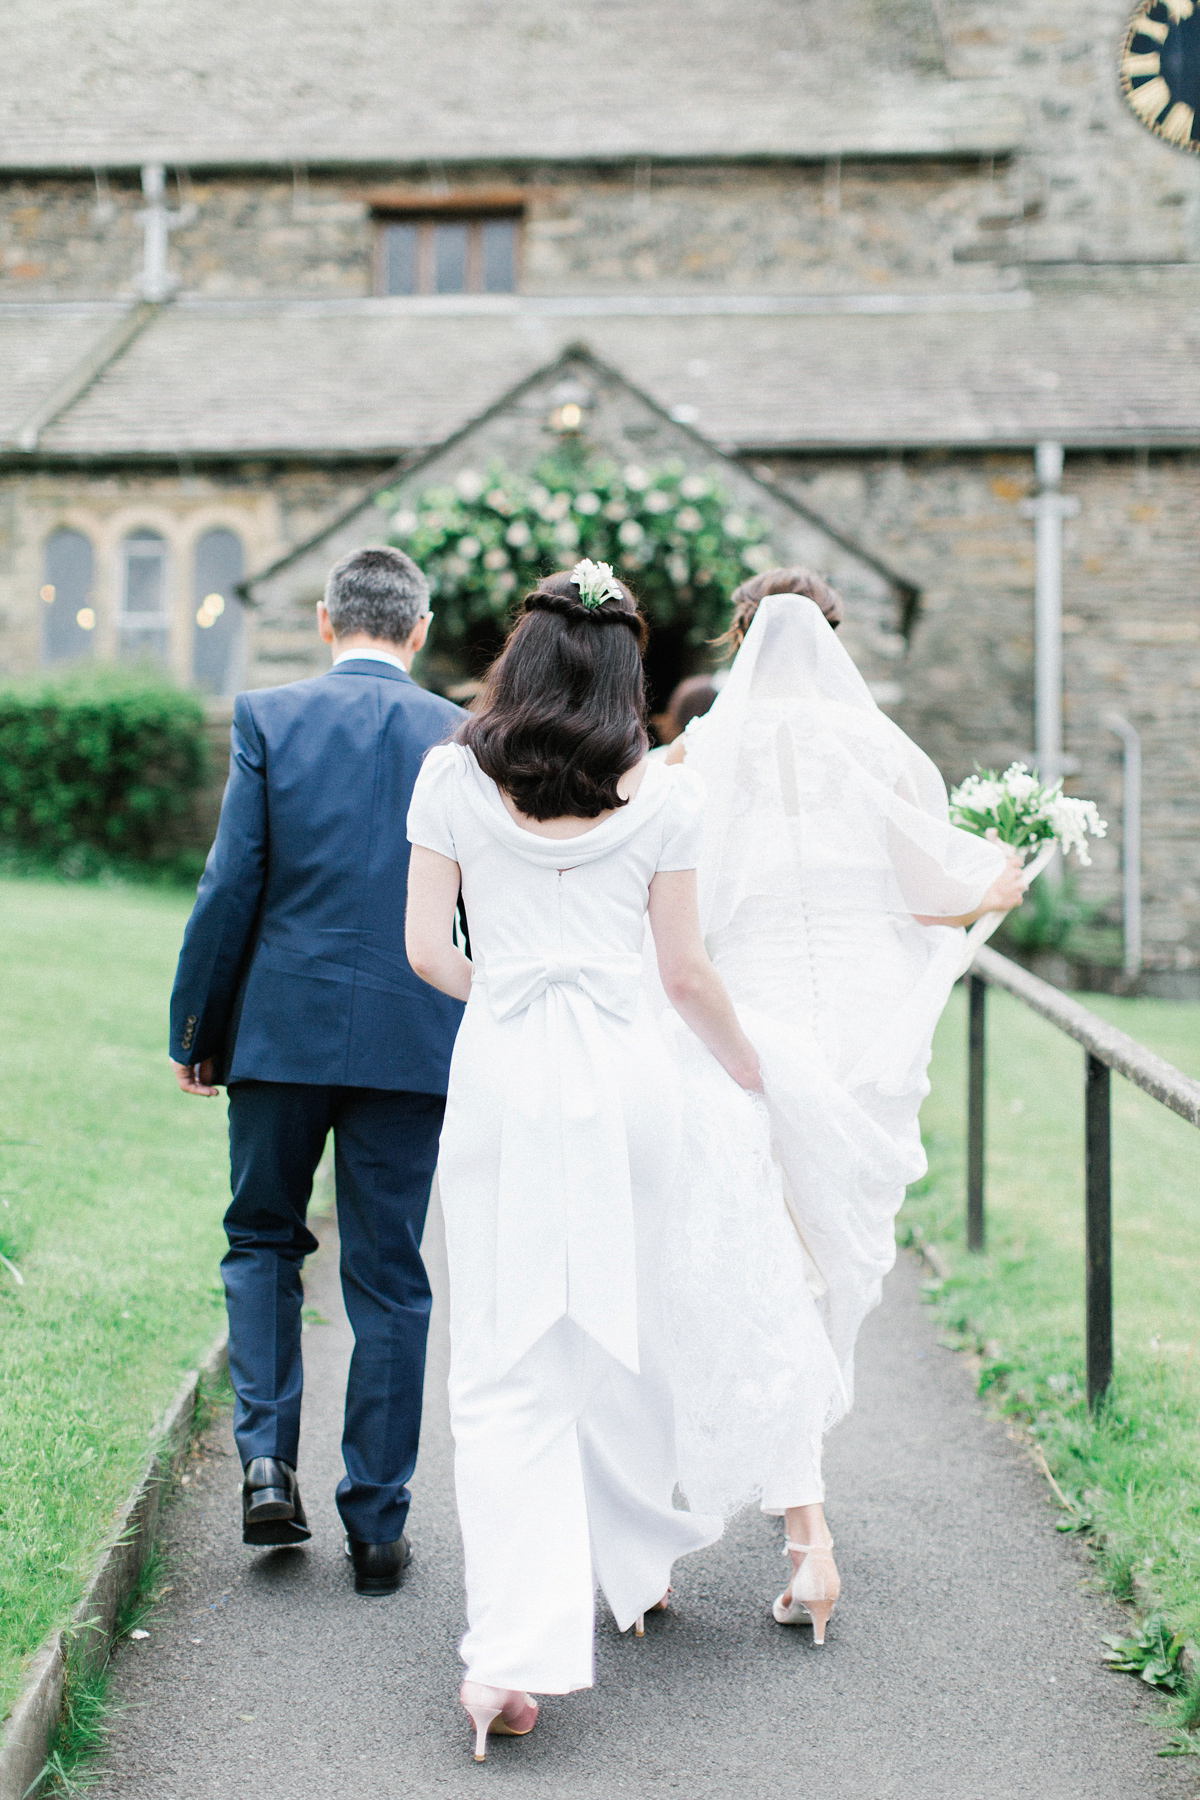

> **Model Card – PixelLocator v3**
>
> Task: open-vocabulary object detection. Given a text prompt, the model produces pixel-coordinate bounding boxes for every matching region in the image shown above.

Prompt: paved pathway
[90,1196,1193,1800]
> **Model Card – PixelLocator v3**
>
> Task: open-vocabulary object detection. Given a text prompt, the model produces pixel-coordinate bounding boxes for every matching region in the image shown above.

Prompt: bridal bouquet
[948,763,1107,970]
[949,763,1107,868]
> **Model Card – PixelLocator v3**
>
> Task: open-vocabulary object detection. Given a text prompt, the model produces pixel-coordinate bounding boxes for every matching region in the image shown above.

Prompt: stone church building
[2,0,1199,977]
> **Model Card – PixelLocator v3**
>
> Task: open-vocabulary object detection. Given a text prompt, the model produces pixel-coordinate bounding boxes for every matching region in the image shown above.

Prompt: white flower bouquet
[950,762,1107,867]
[948,762,1107,968]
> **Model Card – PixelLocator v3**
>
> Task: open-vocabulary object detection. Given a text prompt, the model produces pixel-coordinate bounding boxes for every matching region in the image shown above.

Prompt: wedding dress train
[657,596,1007,1519]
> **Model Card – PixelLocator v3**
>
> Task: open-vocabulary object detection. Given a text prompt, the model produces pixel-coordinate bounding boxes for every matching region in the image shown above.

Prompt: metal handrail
[973,948,1200,1124]
[962,946,1200,1410]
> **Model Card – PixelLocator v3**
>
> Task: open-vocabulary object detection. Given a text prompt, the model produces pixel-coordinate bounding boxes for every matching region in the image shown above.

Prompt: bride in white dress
[404,564,762,1758]
[659,568,1023,1637]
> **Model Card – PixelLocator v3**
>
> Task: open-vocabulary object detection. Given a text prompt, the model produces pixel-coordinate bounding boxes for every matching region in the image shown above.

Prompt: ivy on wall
[383,452,775,654]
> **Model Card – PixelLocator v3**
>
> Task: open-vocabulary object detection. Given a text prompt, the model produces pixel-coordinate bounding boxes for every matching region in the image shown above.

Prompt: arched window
[192,528,244,695]
[41,528,96,664]
[118,529,169,664]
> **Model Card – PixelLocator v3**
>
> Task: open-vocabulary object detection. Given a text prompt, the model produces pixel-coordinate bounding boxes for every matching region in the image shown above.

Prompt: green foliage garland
[384,452,775,651]
[0,668,209,863]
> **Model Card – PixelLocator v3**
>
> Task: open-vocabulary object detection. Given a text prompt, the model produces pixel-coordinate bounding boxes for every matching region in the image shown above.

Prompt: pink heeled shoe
[772,1540,840,1644]
[459,1681,539,1762]
[633,1587,672,1637]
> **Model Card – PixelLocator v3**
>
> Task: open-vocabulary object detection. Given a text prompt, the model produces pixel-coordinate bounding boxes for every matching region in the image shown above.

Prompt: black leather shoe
[241,1457,312,1546]
[345,1533,411,1596]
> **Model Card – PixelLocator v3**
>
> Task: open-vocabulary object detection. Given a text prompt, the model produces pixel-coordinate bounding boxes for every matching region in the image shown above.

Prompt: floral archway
[384,451,775,700]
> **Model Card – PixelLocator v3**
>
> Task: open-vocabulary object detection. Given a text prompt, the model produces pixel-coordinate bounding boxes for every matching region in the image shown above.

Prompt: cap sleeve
[656,766,707,872]
[407,742,464,862]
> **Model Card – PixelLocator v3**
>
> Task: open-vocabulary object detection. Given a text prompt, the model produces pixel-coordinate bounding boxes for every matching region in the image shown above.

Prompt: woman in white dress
[660,569,1024,1640]
[404,564,761,1759]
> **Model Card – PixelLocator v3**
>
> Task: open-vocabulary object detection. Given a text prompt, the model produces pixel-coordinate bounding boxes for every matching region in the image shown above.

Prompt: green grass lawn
[0,876,229,1725]
[907,981,1200,1704]
[3,874,1197,1734]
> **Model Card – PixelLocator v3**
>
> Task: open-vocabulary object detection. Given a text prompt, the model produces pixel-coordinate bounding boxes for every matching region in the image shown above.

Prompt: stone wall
[934,0,1200,266]
[523,162,1006,295]
[762,447,1200,971]
[0,161,1016,301]
[0,177,142,292]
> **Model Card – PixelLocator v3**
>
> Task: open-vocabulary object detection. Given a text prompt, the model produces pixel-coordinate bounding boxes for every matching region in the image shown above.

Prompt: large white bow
[480,953,645,1376]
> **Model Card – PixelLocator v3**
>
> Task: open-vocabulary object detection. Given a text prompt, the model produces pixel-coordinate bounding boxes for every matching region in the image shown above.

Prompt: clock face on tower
[1121,2,1200,152]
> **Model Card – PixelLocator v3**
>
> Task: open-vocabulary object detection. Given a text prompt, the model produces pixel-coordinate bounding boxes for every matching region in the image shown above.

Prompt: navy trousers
[223,1081,444,1544]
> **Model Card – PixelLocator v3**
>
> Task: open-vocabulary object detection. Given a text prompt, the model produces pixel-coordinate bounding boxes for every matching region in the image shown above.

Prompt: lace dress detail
[656,597,1007,1518]
[660,1017,844,1516]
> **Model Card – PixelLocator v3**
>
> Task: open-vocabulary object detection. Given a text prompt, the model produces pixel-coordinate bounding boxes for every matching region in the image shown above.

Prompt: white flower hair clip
[570,559,624,610]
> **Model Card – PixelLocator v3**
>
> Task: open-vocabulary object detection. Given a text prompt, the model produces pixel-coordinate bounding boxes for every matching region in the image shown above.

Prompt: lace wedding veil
[658,595,1005,1516]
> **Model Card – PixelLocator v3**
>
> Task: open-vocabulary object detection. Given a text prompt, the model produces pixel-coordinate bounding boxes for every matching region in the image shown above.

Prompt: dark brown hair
[458,570,650,820]
[666,674,718,735]
[713,566,844,656]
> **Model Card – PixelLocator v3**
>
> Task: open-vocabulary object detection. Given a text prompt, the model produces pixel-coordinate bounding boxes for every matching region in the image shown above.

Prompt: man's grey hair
[324,546,429,644]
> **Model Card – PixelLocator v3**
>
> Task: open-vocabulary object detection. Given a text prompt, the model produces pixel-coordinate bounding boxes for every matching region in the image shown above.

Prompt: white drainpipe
[1106,712,1143,976]
[136,163,195,301]
[1020,442,1080,782]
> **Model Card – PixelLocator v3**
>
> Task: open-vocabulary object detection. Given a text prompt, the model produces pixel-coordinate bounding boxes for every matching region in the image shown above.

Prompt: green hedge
[0,669,209,865]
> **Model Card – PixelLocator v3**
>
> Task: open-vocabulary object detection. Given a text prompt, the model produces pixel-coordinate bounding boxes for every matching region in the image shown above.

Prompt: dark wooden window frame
[371,192,523,296]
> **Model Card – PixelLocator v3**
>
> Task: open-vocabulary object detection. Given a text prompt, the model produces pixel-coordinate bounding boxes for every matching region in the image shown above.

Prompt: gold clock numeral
[1123,50,1162,76]
[1128,74,1173,121]
[1134,14,1170,42]
[1160,101,1196,142]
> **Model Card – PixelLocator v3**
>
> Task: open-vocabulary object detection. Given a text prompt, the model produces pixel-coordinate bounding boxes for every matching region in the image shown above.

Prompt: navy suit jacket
[169,659,465,1093]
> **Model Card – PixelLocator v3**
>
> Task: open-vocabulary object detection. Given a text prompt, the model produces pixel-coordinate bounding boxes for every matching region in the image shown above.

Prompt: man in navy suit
[169,547,463,1595]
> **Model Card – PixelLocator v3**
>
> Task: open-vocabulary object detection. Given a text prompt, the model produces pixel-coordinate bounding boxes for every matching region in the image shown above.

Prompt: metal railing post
[1085,1052,1114,1409]
[959,948,1200,1413]
[967,973,987,1252]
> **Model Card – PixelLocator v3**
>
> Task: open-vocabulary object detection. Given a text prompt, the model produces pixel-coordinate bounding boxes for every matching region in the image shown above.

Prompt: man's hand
[171,1057,220,1096]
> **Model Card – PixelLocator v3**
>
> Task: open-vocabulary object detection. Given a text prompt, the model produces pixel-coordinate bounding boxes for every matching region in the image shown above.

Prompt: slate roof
[5,281,1200,459]
[0,303,130,443]
[0,0,1024,168]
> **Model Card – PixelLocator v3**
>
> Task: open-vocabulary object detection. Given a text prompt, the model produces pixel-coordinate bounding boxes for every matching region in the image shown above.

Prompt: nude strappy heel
[632,1587,672,1636]
[772,1540,840,1644]
[459,1681,539,1761]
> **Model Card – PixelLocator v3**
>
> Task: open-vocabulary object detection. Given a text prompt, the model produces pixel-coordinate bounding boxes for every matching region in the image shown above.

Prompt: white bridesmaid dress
[406,743,722,1696]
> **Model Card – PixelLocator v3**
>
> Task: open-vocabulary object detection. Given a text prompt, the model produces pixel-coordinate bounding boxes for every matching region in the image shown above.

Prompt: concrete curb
[0,1329,229,1800]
